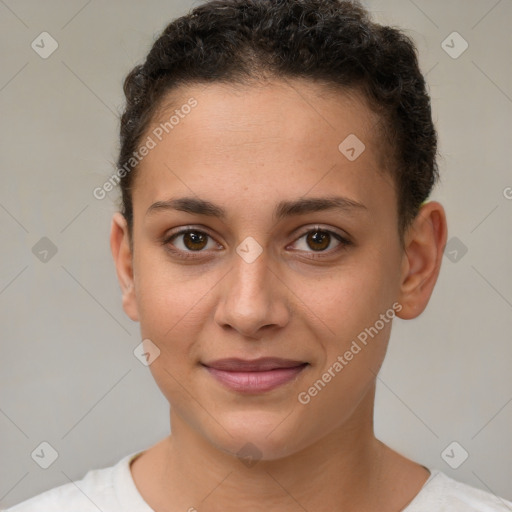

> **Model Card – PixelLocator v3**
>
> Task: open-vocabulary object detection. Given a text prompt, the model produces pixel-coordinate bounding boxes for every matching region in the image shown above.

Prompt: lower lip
[204,364,308,393]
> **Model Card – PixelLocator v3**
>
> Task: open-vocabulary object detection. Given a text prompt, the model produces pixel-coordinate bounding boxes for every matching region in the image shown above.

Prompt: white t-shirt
[4,451,512,511]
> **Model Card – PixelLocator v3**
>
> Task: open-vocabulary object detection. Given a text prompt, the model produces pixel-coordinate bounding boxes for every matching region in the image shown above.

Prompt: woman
[7,0,512,510]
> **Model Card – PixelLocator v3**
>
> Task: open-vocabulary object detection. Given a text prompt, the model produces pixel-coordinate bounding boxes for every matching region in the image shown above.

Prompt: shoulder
[405,468,512,511]
[3,451,143,512]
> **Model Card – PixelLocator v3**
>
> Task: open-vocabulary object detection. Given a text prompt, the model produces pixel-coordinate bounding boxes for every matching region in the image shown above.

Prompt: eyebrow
[146,195,368,221]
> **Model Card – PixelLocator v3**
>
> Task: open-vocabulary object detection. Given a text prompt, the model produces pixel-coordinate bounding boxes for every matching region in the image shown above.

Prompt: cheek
[303,259,397,336]
[133,246,215,339]
[134,262,212,410]
[294,275,394,434]
[299,251,400,389]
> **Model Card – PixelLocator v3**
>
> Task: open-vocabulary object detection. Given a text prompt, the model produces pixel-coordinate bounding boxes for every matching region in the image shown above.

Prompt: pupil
[307,231,330,251]
[184,232,207,250]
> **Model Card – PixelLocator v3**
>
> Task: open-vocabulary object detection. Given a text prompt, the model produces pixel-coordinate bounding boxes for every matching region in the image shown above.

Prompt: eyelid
[287,224,352,252]
[163,225,223,250]
[165,225,219,240]
[289,224,352,244]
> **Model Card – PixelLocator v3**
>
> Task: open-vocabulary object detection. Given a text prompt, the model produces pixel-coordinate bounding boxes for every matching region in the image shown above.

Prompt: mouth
[201,357,309,393]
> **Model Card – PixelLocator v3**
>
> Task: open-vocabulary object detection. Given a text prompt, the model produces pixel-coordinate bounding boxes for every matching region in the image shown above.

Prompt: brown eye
[166,229,219,254]
[306,230,331,251]
[289,227,352,256]
[182,231,208,251]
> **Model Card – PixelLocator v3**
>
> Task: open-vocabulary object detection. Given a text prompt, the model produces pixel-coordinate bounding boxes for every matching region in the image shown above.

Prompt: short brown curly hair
[117,0,438,240]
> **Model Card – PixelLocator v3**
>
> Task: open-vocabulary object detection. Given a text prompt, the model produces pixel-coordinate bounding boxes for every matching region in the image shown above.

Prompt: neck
[146,385,403,512]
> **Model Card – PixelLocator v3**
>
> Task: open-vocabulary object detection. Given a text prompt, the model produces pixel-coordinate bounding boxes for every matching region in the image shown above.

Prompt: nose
[213,248,291,339]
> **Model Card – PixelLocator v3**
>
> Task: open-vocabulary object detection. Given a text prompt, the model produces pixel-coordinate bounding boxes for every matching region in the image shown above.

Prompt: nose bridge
[228,232,271,290]
[215,244,289,336]
[229,247,273,309]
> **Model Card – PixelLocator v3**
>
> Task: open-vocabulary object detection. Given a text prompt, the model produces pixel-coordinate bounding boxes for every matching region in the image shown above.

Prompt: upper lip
[202,357,307,372]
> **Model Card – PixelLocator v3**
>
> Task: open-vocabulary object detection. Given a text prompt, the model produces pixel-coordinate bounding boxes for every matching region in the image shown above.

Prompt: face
[114,79,412,460]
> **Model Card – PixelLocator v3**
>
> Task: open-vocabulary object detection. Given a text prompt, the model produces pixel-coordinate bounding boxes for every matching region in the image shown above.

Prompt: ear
[396,201,448,320]
[110,212,139,322]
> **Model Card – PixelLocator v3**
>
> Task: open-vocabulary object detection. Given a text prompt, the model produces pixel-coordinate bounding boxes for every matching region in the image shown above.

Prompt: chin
[204,410,315,463]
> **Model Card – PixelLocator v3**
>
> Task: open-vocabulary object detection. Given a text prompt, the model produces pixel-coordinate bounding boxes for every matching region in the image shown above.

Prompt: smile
[201,358,309,393]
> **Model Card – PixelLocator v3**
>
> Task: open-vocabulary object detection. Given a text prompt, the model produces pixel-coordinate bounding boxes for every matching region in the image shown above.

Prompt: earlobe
[396,201,448,320]
[110,212,139,322]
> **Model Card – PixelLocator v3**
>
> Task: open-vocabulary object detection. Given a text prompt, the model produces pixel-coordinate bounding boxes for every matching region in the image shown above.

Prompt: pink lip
[202,358,308,393]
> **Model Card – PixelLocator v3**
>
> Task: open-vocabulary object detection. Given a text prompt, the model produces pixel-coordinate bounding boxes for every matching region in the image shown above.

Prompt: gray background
[1,0,511,508]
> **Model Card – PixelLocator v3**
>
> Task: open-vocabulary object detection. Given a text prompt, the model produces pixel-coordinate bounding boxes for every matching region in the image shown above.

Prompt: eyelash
[162,226,353,261]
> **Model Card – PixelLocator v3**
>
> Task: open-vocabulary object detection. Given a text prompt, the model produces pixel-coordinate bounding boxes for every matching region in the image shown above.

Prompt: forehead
[150,79,381,158]
[133,79,395,223]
